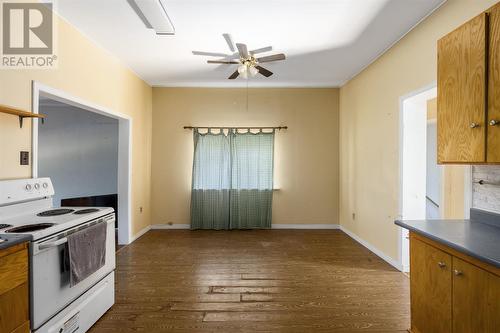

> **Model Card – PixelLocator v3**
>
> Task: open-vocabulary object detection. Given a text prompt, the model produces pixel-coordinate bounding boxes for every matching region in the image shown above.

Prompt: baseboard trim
[272,224,340,229]
[340,226,403,271]
[130,225,151,242]
[151,224,190,229]
[150,223,340,230]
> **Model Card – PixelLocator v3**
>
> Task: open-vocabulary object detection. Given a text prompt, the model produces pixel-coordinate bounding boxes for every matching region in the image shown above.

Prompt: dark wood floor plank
[89,230,410,332]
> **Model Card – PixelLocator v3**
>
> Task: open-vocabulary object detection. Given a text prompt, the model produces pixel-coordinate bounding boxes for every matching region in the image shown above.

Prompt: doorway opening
[399,84,471,272]
[31,82,133,245]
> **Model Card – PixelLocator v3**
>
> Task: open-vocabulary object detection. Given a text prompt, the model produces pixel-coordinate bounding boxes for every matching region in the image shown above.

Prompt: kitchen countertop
[0,234,30,251]
[395,209,500,268]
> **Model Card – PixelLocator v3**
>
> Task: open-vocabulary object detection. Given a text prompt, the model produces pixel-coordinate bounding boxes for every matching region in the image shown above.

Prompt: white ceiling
[55,0,445,87]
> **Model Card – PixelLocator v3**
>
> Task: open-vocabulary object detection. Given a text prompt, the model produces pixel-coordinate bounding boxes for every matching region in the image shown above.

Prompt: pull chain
[246,78,249,112]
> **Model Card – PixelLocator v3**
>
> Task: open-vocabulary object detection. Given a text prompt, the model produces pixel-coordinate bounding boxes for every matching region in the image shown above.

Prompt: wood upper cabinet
[488,4,500,162]
[410,237,452,333]
[438,2,500,164]
[452,257,500,333]
[437,13,487,163]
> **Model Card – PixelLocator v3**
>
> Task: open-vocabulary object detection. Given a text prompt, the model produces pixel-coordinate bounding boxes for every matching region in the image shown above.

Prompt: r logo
[2,3,53,54]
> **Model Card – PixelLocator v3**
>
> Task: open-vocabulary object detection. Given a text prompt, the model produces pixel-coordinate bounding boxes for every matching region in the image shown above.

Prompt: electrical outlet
[20,151,29,165]
[139,206,143,213]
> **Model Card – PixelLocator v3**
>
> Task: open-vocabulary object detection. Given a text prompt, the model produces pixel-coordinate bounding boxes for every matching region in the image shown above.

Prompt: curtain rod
[183,126,288,130]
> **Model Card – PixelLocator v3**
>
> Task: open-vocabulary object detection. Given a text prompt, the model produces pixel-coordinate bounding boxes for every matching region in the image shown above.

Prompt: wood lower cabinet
[452,257,500,333]
[410,237,452,333]
[0,243,30,333]
[409,233,500,333]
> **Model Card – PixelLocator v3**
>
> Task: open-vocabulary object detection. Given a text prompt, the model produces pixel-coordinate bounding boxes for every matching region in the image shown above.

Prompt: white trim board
[32,81,133,246]
[151,224,190,230]
[150,223,340,230]
[340,226,403,271]
[272,224,340,229]
[130,225,151,243]
[397,82,437,273]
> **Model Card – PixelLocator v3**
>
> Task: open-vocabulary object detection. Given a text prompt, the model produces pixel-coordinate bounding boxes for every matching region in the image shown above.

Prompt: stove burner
[37,209,75,217]
[74,208,100,215]
[6,223,55,233]
[0,224,12,229]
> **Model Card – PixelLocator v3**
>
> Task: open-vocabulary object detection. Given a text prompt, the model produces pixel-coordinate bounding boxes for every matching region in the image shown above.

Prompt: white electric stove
[0,178,116,333]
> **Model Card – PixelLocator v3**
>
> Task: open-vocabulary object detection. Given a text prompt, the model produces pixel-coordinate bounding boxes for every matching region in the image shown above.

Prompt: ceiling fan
[192,34,286,79]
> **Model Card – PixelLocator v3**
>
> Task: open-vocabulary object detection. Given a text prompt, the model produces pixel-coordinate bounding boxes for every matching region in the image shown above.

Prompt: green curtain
[229,131,274,229]
[190,129,274,229]
[190,130,231,230]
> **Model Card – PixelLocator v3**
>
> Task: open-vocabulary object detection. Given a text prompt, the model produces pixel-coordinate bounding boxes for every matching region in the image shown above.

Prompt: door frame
[398,82,472,272]
[31,81,133,245]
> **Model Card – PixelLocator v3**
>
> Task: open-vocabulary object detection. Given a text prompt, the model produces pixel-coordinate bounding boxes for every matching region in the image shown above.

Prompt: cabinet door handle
[438,261,446,268]
[453,269,463,276]
[489,119,499,126]
[470,122,480,129]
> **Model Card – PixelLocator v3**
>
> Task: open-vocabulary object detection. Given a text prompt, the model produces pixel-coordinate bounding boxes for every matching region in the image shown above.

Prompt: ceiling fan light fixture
[192,34,284,80]
[249,66,259,77]
[238,64,247,74]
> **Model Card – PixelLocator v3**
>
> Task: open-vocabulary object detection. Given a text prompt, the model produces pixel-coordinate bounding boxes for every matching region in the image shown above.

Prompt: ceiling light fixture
[193,34,286,80]
[248,66,259,77]
[237,59,260,79]
[238,64,247,74]
[127,0,175,35]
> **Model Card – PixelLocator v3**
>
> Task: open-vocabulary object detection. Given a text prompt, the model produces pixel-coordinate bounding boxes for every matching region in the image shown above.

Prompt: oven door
[30,214,116,330]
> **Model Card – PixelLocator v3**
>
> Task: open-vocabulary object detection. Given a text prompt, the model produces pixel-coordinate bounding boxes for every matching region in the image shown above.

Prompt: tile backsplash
[472,165,500,213]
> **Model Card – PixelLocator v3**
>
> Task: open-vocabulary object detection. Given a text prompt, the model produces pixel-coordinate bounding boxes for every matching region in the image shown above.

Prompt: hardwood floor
[90,230,410,332]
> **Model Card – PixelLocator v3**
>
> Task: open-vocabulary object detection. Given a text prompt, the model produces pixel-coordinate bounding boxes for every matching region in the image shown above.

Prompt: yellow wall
[339,0,497,261]
[151,88,339,226]
[0,16,152,235]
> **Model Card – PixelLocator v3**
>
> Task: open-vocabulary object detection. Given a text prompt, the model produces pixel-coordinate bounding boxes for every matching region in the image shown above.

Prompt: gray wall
[38,102,119,206]
[472,165,500,214]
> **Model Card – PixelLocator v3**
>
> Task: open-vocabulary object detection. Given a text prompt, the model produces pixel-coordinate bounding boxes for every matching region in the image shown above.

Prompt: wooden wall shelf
[0,104,45,128]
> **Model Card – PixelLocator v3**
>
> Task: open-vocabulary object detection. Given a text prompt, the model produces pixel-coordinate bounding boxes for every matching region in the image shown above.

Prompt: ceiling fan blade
[207,60,239,64]
[250,46,272,55]
[217,53,240,61]
[214,64,230,72]
[256,66,273,77]
[192,51,231,57]
[236,43,249,58]
[257,53,286,63]
[222,33,236,53]
[228,70,240,79]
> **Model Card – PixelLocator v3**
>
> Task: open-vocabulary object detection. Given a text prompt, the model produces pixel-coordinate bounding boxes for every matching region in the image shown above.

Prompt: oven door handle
[38,237,68,250]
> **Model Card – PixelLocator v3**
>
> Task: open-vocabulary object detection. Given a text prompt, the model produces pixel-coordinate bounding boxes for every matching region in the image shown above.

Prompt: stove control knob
[34,183,40,190]
[42,182,49,189]
[25,184,32,191]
